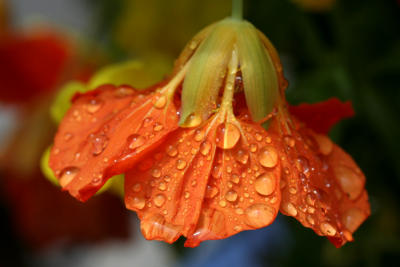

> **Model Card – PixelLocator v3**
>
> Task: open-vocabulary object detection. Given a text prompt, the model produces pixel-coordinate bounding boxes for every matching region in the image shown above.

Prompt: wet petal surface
[50,84,179,201]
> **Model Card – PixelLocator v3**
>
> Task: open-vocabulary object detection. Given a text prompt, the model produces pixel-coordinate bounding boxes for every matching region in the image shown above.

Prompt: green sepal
[179,19,237,127]
[236,21,279,123]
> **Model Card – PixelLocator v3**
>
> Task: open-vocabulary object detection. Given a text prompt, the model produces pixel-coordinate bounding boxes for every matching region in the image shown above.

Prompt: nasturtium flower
[49,16,370,247]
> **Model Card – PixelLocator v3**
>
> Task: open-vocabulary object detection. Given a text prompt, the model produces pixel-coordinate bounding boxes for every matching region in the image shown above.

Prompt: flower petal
[49,84,178,201]
[184,119,281,247]
[124,118,220,243]
[275,118,370,246]
[289,98,355,134]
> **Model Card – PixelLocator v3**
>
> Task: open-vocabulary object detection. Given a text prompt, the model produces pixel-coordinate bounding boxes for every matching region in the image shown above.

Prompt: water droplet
[306,194,316,206]
[314,134,333,155]
[342,208,366,232]
[151,168,161,178]
[250,143,258,153]
[211,165,222,178]
[284,136,295,148]
[258,146,278,168]
[153,123,164,132]
[255,133,262,141]
[189,41,197,50]
[235,149,249,164]
[254,173,276,196]
[306,215,315,225]
[115,86,135,97]
[320,222,337,236]
[225,190,238,202]
[132,183,142,192]
[235,208,244,215]
[128,134,146,150]
[158,182,167,191]
[165,145,178,157]
[142,117,153,127]
[245,204,275,228]
[216,123,240,149]
[200,141,211,156]
[153,95,167,109]
[184,114,202,127]
[154,194,166,207]
[283,202,298,216]
[265,136,272,144]
[91,134,109,156]
[131,196,146,210]
[184,191,190,199]
[85,99,102,113]
[205,186,218,198]
[194,130,205,142]
[231,174,240,184]
[176,159,187,170]
[59,167,79,187]
[296,157,310,174]
[334,165,364,200]
[64,133,73,141]
[219,200,227,207]
[72,110,82,121]
[233,225,242,231]
[91,177,102,186]
[289,187,297,194]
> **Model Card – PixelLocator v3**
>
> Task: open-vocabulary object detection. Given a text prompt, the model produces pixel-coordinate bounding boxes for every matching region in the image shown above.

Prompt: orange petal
[289,98,355,134]
[184,120,281,247]
[124,118,219,243]
[274,118,370,247]
[49,84,178,201]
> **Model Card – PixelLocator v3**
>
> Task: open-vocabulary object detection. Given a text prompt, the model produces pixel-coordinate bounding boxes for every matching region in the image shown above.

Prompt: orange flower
[49,18,369,247]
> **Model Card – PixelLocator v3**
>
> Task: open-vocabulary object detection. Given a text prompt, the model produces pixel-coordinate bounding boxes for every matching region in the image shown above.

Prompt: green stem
[232,0,243,20]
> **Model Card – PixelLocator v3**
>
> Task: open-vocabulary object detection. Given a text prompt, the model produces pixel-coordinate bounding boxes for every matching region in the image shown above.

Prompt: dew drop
[320,222,337,236]
[142,117,153,127]
[166,145,178,157]
[245,204,275,228]
[211,165,222,178]
[154,194,166,207]
[258,146,278,168]
[306,215,315,225]
[151,168,161,178]
[184,191,190,199]
[128,134,146,150]
[219,200,227,207]
[64,133,73,141]
[194,130,205,142]
[216,123,240,149]
[231,174,240,184]
[250,143,258,153]
[59,167,79,187]
[235,149,249,164]
[334,165,364,200]
[184,114,202,127]
[85,99,102,113]
[233,225,242,231]
[132,183,142,192]
[176,159,187,170]
[91,134,109,156]
[200,141,211,156]
[255,133,262,141]
[158,182,167,191]
[131,196,146,210]
[225,190,238,202]
[283,202,298,216]
[284,136,295,148]
[254,173,276,196]
[153,95,167,109]
[235,208,244,215]
[115,86,135,97]
[91,177,102,186]
[153,123,164,132]
[205,186,218,198]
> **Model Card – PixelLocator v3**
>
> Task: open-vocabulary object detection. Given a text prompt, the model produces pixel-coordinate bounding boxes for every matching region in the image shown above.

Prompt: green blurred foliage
[86,0,400,266]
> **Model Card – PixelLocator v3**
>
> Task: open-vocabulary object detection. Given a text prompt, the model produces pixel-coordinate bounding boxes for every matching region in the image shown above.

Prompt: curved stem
[231,0,243,20]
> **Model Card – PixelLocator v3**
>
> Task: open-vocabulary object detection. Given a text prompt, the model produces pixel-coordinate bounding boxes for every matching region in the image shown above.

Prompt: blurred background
[0,0,399,266]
